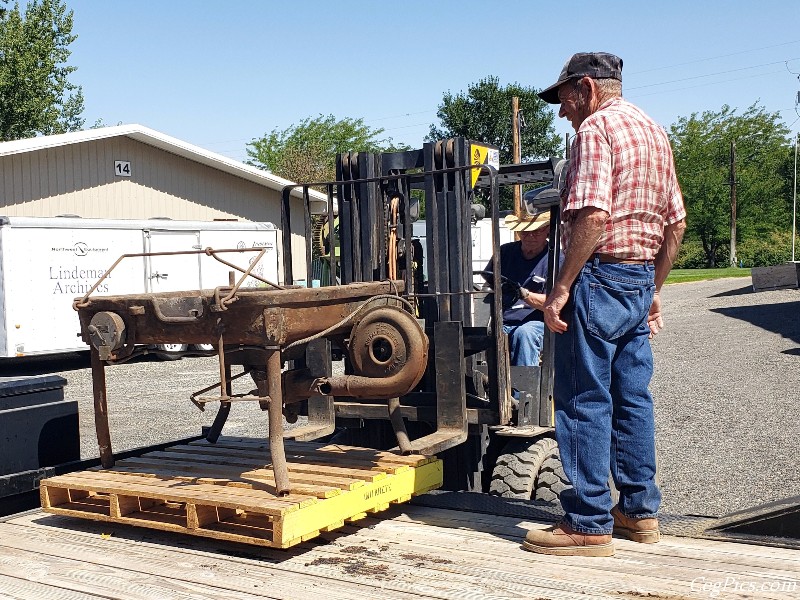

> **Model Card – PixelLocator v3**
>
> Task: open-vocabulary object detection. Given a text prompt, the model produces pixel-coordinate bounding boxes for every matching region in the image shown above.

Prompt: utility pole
[512,96,521,216]
[729,140,738,268]
[793,132,798,262]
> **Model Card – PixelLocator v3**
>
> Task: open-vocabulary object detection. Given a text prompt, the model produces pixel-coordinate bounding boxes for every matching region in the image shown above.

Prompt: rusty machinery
[74,248,428,496]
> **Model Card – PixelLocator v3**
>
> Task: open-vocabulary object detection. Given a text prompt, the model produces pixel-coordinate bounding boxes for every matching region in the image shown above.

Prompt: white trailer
[412,217,514,286]
[0,216,280,358]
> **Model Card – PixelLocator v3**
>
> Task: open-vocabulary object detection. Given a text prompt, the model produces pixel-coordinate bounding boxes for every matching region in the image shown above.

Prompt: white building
[0,124,326,278]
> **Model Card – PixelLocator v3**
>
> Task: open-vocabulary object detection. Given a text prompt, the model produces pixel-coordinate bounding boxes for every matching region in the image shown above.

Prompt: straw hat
[504,210,550,233]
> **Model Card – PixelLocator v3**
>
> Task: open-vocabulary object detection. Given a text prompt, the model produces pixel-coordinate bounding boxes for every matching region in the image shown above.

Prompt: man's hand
[647,290,663,338]
[543,283,571,333]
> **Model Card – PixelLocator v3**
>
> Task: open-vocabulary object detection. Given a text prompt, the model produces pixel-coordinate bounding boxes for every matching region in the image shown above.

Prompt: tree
[0,0,85,141]
[428,76,563,165]
[669,103,793,267]
[246,114,404,183]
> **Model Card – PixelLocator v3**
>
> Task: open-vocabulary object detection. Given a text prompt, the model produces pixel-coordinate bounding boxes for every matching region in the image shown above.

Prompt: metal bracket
[396,321,467,455]
[284,338,335,441]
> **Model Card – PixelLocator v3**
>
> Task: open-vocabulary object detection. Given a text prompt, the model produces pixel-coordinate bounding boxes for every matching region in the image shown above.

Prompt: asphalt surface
[5,276,798,518]
[650,277,800,517]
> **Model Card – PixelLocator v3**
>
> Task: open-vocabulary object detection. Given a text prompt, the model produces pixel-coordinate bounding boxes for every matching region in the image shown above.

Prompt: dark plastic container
[0,375,78,476]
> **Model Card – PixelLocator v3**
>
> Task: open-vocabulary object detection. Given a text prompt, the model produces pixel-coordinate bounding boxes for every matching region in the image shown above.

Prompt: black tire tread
[534,454,570,503]
[489,437,558,499]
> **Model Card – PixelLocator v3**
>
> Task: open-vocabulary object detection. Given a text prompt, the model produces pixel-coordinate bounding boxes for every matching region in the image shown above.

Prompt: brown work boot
[611,506,660,544]
[522,522,615,557]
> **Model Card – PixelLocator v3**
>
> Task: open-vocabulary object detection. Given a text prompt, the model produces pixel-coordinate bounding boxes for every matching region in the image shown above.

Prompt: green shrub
[674,231,794,268]
[673,240,706,269]
[736,231,793,267]
[674,240,728,268]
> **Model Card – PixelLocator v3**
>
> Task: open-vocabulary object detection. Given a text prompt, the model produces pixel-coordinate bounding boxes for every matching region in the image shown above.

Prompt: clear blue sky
[67,0,800,163]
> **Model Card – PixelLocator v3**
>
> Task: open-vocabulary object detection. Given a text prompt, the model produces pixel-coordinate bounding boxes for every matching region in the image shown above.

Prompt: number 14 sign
[114,160,131,177]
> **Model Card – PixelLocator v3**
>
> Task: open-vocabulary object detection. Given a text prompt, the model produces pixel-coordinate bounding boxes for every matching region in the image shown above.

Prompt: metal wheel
[155,343,188,360]
[191,344,215,352]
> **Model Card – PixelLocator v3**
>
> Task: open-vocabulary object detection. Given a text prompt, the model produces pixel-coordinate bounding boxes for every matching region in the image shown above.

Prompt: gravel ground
[651,277,800,517]
[5,276,798,518]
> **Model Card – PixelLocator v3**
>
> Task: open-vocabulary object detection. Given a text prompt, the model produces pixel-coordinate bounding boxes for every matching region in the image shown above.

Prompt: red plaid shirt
[561,97,685,260]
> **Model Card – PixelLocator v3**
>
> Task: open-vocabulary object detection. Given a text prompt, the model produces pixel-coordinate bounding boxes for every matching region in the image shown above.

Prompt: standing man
[483,210,551,367]
[523,52,686,557]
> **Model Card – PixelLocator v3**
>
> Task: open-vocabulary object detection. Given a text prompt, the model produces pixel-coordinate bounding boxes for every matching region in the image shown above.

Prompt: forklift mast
[280,138,565,489]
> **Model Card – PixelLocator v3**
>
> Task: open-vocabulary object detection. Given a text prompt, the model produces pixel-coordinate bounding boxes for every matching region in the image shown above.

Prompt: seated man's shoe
[611,506,660,544]
[522,522,614,557]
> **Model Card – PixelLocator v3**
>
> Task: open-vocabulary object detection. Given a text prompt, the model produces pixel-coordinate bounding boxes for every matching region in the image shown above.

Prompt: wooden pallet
[39,437,443,549]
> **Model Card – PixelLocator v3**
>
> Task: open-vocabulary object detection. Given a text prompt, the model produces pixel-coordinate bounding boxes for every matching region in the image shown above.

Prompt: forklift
[280,137,570,499]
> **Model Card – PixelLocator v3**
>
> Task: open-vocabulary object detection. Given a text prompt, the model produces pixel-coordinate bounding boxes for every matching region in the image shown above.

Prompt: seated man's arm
[520,289,545,310]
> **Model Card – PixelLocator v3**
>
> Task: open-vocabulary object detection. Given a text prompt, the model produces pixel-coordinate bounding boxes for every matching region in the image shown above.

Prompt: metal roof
[0,124,327,213]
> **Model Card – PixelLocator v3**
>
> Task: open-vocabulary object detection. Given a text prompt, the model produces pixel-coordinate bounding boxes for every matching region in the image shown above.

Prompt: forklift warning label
[470,144,500,188]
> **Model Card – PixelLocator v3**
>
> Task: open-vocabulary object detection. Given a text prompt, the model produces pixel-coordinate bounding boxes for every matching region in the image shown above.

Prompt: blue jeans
[503,320,545,366]
[554,258,660,534]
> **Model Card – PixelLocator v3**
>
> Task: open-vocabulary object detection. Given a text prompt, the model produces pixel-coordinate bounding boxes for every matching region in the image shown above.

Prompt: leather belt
[594,253,648,265]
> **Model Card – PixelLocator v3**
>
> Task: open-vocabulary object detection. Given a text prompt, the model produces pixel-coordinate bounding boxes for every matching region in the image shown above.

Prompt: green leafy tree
[0,0,85,140]
[428,75,563,164]
[246,114,404,183]
[670,103,792,267]
[428,76,562,210]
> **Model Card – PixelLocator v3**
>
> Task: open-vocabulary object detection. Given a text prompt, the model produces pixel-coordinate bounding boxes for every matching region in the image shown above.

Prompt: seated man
[483,210,550,366]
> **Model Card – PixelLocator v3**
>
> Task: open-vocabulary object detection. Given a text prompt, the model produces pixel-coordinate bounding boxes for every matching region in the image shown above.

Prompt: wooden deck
[38,437,443,549]
[0,501,798,599]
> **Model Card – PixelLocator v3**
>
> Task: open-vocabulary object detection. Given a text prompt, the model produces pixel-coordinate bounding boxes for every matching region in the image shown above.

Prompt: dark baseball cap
[538,52,623,104]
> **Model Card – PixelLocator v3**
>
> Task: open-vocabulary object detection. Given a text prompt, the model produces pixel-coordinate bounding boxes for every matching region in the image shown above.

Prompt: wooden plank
[318,513,799,599]
[0,572,109,600]
[40,503,280,547]
[0,517,591,600]
[42,474,303,516]
[0,543,286,599]
[0,515,432,600]
[106,463,346,498]
[9,509,799,600]
[132,449,391,480]
[394,504,800,564]
[194,437,434,467]
[164,444,413,474]
[50,470,316,509]
[374,509,800,586]
[109,457,365,490]
[187,502,238,529]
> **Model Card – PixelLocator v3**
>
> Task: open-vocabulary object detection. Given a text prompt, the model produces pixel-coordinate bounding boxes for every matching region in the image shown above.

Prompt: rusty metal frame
[73,247,282,310]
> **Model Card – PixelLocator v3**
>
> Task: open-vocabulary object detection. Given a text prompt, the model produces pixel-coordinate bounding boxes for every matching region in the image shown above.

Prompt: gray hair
[595,78,622,97]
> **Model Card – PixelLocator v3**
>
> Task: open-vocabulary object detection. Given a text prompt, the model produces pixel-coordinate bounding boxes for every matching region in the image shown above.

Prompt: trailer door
[144,230,202,293]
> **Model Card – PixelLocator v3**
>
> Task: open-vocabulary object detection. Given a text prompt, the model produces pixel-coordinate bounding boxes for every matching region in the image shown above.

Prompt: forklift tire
[489,437,570,503]
[534,452,570,503]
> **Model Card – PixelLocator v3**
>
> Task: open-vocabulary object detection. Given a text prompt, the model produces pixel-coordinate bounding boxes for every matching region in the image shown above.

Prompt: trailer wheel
[155,343,188,360]
[489,437,571,503]
[191,344,215,352]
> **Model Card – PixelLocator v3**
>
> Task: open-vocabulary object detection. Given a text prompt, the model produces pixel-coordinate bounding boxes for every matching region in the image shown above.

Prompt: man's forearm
[653,219,686,290]
[554,207,609,290]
